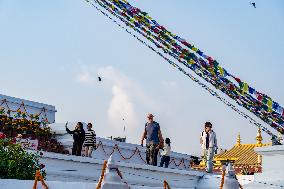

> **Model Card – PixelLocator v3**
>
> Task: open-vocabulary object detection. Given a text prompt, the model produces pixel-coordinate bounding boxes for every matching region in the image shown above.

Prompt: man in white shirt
[200,122,217,173]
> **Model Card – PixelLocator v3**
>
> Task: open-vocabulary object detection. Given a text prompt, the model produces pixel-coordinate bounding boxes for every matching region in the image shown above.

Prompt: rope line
[219,170,225,189]
[95,141,191,169]
[164,180,171,189]
[0,98,49,125]
[96,160,107,189]
[32,170,48,189]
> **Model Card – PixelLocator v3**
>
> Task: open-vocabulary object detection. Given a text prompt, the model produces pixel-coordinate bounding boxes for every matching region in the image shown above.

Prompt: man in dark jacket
[66,122,85,156]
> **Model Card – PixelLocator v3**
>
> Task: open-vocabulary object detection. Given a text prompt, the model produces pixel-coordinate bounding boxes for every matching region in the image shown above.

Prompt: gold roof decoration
[255,127,263,146]
[214,128,270,166]
[236,132,241,146]
[278,132,283,143]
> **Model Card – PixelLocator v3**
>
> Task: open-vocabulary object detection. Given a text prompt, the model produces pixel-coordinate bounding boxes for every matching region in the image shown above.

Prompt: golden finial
[236,132,241,146]
[256,127,263,146]
[278,132,283,143]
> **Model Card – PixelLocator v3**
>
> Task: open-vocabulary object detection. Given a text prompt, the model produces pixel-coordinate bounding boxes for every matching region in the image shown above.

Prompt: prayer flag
[272,102,279,110]
[256,93,263,101]
[262,105,268,111]
[249,87,255,94]
[218,66,224,76]
[192,47,198,52]
[224,69,230,77]
[267,99,273,108]
[197,49,203,56]
[202,54,208,59]
[239,82,244,89]
[243,83,249,93]
[262,97,268,104]
[234,77,241,83]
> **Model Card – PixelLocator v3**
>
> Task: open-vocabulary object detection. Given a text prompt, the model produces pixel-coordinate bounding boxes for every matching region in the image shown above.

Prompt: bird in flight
[251,2,256,8]
[98,77,102,82]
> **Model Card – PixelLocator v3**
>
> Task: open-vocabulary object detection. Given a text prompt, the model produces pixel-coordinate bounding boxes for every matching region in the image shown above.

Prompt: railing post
[222,163,240,189]
[101,155,129,189]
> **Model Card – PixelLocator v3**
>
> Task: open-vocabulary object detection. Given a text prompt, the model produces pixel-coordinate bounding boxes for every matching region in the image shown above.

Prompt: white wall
[0,94,56,123]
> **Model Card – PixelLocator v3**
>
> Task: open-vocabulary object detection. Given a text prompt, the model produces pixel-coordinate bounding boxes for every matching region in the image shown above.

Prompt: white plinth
[245,145,284,188]
[255,145,284,182]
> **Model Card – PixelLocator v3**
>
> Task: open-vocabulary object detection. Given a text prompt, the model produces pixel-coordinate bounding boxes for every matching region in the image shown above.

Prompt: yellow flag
[166,31,172,36]
[187,59,194,65]
[267,99,273,108]
[218,66,224,76]
[208,67,214,75]
[192,47,198,52]
[134,16,139,21]
[146,15,152,20]
[243,83,249,93]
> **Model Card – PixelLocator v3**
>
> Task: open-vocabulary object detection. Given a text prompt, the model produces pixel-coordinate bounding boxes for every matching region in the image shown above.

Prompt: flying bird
[98,77,102,82]
[251,2,256,8]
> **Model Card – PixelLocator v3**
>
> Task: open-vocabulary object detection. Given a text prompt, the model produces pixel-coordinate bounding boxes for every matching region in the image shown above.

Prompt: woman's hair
[205,122,212,128]
[165,138,171,146]
[77,122,84,130]
[87,123,92,127]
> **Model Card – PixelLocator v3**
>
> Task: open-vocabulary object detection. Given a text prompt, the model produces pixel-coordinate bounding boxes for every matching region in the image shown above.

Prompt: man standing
[141,113,163,166]
[200,122,217,173]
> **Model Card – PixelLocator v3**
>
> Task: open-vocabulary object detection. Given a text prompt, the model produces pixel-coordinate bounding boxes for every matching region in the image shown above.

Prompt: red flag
[207,56,214,64]
[256,92,263,101]
[234,77,241,83]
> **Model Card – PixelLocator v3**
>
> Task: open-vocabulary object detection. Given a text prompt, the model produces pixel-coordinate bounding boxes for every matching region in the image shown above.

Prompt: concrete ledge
[0,179,195,189]
[255,145,284,155]
[39,151,203,188]
[41,151,204,177]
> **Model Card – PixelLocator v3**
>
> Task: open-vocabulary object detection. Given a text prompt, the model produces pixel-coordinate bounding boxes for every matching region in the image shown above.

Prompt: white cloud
[97,66,139,130]
[75,65,96,85]
[74,65,160,142]
[108,85,137,131]
[99,66,160,109]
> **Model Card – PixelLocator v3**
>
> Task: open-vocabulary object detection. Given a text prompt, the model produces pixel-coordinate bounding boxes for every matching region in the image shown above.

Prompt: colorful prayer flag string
[85,0,283,135]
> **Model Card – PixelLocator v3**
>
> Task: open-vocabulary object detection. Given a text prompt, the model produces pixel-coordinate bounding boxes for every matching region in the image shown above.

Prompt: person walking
[159,138,171,168]
[84,123,96,157]
[141,113,163,166]
[66,122,85,156]
[200,122,217,173]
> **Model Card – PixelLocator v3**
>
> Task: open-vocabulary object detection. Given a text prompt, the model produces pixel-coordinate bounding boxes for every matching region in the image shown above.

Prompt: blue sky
[0,0,283,155]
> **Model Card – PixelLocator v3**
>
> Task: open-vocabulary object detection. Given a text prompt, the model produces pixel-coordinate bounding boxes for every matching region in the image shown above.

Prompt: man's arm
[141,130,146,146]
[200,131,204,146]
[157,130,164,149]
[214,133,217,147]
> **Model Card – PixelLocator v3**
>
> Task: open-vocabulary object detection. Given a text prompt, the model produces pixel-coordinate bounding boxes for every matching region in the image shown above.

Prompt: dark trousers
[160,156,170,168]
[146,143,159,166]
[72,141,83,156]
